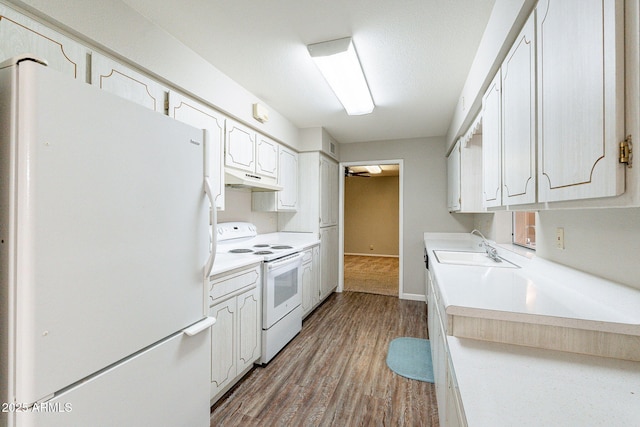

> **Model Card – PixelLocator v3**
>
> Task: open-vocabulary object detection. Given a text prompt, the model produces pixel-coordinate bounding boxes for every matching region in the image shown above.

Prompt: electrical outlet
[556,227,565,249]
[369,245,374,251]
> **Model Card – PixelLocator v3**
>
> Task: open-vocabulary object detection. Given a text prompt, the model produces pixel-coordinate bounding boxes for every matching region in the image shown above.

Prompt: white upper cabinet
[252,144,299,212]
[91,54,168,113]
[447,141,462,212]
[225,118,256,173]
[448,117,484,213]
[168,91,225,210]
[225,118,281,181]
[482,72,502,208]
[502,13,536,206]
[255,135,278,179]
[320,156,339,227]
[536,0,625,202]
[277,145,298,210]
[0,4,88,80]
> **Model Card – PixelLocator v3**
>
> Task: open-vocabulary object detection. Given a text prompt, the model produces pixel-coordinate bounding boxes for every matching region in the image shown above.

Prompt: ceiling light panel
[308,37,375,115]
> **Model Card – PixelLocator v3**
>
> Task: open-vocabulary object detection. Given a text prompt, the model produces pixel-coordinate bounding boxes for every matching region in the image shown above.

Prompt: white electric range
[213,222,319,363]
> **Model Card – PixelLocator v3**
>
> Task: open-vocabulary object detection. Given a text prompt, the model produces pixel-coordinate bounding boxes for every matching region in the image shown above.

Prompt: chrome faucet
[470,229,502,263]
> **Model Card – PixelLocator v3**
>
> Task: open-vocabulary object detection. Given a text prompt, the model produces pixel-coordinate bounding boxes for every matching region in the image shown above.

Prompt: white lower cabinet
[209,264,262,404]
[427,269,466,427]
[319,226,338,300]
[301,245,320,318]
[446,356,466,427]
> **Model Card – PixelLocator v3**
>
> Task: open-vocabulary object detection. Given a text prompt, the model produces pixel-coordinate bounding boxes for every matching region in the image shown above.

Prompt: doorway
[338,160,403,297]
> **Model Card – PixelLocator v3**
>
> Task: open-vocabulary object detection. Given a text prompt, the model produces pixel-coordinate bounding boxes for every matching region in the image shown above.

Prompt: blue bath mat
[386,337,434,383]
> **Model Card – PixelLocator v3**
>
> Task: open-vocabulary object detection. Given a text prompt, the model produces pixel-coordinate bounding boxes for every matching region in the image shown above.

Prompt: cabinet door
[312,245,320,308]
[237,288,261,373]
[168,91,225,209]
[502,14,536,205]
[537,0,625,202]
[320,156,339,227]
[320,226,338,300]
[91,54,167,113]
[459,135,484,212]
[225,118,256,173]
[319,157,331,227]
[482,72,502,208]
[278,145,299,210]
[301,255,314,317]
[329,161,339,225]
[209,298,236,399]
[447,141,461,212]
[446,357,466,427]
[256,134,279,178]
[0,5,88,80]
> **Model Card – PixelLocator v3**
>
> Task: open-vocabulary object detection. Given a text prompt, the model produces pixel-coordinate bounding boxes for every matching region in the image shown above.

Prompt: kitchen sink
[433,250,519,268]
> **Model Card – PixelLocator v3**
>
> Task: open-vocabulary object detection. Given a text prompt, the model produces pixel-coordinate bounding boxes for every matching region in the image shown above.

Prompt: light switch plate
[556,227,565,249]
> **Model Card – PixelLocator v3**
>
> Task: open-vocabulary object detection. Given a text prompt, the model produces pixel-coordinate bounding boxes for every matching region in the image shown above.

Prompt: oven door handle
[267,253,302,270]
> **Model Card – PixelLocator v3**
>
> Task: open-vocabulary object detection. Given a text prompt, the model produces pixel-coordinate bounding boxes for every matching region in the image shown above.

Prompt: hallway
[343,255,399,296]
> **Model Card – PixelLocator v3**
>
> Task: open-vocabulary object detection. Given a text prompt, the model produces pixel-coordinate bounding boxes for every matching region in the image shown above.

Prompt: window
[513,211,536,249]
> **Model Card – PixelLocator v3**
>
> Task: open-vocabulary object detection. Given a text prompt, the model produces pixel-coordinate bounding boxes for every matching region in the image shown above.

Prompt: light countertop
[448,337,640,427]
[424,232,640,426]
[423,233,640,335]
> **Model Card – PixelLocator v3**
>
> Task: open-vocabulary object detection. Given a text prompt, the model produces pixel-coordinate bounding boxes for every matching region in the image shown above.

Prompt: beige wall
[535,208,640,291]
[344,176,399,256]
[340,137,475,297]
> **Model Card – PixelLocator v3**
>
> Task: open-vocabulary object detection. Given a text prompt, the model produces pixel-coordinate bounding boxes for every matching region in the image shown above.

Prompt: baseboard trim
[344,253,399,258]
[400,292,426,302]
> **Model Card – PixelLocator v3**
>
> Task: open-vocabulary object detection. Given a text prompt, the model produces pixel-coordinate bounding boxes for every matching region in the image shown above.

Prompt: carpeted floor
[344,255,399,296]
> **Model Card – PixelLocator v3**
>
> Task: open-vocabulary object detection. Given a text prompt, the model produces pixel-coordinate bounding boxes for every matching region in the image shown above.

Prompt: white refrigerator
[0,57,216,426]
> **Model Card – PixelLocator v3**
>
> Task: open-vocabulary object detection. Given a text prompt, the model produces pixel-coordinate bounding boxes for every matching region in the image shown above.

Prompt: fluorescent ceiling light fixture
[307,37,375,115]
[365,165,382,174]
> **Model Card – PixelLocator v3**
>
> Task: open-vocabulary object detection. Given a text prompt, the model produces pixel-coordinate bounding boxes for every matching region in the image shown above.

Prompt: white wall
[472,211,512,243]
[217,188,278,234]
[339,137,475,296]
[536,208,640,291]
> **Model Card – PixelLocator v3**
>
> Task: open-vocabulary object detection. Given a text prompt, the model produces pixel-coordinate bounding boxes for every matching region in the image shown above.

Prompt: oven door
[263,253,302,329]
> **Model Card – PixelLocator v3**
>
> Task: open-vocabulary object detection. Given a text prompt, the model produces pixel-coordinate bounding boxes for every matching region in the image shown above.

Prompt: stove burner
[254,250,274,255]
[271,245,293,250]
[253,244,270,248]
[229,248,253,253]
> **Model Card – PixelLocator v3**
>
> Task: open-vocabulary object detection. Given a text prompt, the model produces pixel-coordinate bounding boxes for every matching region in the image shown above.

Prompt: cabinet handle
[183,316,216,336]
[203,129,218,278]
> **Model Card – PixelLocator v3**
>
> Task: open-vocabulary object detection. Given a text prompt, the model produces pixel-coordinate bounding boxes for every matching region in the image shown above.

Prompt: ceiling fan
[344,167,370,178]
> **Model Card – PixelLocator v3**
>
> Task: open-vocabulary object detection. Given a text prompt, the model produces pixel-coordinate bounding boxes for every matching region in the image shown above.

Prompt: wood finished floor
[210,292,439,426]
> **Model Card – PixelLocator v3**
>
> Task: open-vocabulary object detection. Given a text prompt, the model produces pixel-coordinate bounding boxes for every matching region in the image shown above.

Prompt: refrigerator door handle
[204,177,216,277]
[203,129,217,278]
[183,316,216,336]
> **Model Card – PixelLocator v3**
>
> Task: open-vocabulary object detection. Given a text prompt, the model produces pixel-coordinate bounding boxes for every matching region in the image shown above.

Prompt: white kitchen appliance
[0,57,216,426]
[215,222,316,363]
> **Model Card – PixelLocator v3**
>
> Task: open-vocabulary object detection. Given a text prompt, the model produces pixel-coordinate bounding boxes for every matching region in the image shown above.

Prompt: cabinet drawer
[301,248,313,264]
[209,265,261,306]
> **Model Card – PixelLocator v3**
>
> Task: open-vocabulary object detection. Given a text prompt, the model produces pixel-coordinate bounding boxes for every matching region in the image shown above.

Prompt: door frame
[338,159,404,297]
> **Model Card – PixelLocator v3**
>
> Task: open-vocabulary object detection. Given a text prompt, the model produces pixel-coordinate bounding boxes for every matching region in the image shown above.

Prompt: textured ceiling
[121,0,495,143]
